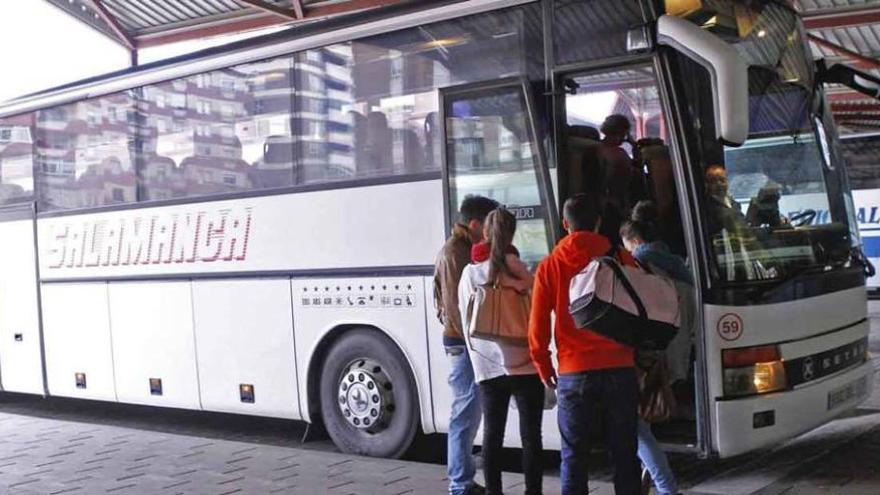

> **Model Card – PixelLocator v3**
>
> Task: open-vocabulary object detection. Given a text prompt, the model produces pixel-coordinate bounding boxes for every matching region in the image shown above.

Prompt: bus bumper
[714,359,874,458]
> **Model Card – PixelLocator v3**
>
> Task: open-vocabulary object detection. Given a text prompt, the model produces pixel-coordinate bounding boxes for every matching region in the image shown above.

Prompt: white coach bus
[0,0,873,459]
[838,132,880,292]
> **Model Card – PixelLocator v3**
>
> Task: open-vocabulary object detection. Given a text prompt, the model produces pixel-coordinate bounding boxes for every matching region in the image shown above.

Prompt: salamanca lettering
[45,206,253,270]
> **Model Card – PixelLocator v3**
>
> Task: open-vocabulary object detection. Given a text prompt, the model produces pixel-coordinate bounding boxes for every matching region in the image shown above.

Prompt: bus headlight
[723,361,787,397]
[722,345,788,397]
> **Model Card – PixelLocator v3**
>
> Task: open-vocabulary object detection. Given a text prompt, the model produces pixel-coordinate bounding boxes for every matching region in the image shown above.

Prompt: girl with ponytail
[457,207,545,495]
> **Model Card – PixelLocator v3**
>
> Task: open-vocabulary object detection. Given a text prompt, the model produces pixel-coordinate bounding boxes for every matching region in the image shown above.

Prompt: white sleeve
[457,265,475,339]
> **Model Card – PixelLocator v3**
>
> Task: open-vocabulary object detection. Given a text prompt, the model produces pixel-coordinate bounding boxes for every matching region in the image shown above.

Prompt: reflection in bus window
[445,87,551,266]
[554,0,645,65]
[31,3,543,210]
[0,114,35,205]
[138,56,296,200]
[35,95,137,211]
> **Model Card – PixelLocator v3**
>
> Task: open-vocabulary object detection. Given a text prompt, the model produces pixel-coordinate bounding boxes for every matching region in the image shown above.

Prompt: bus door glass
[557,64,700,447]
[441,80,556,267]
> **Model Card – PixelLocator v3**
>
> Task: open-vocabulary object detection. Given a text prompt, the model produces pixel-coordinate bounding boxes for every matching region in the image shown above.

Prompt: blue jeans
[638,419,678,495]
[557,368,640,495]
[446,345,481,495]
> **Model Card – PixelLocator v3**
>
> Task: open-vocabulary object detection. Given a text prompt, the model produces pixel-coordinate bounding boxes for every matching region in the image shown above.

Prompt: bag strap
[599,256,648,320]
[605,245,617,259]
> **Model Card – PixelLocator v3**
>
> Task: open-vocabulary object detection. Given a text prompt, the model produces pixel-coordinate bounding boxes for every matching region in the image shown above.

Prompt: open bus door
[439,78,558,268]
[550,14,753,457]
[552,59,707,453]
[431,78,560,446]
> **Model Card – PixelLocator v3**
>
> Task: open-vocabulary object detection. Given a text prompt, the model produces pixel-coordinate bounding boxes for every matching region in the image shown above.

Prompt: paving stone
[0,405,571,494]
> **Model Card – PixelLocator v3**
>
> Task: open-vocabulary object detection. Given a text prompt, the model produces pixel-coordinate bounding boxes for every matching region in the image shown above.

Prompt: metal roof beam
[136,0,406,48]
[829,91,878,103]
[808,33,880,70]
[802,5,880,30]
[84,0,136,49]
[831,113,880,121]
[292,0,304,19]
[832,103,880,113]
[235,0,302,20]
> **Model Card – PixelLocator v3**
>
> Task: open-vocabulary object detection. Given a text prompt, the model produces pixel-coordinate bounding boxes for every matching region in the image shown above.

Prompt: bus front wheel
[319,329,419,458]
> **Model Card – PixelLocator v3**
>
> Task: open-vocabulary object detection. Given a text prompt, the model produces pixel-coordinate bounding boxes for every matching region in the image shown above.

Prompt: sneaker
[641,466,653,495]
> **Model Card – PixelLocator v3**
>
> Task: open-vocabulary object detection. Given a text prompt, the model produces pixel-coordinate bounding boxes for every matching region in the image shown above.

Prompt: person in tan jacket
[433,195,498,495]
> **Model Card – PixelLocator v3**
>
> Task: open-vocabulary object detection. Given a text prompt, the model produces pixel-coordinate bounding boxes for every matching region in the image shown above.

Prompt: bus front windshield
[673,1,856,288]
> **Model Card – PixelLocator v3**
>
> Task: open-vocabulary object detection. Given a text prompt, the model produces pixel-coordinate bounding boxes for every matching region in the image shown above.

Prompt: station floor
[0,304,878,494]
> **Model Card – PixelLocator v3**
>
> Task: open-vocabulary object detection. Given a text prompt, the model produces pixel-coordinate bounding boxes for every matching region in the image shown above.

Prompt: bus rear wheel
[319,329,419,458]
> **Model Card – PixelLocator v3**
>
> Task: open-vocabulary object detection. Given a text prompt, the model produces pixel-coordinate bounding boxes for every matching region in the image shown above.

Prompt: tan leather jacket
[432,223,472,342]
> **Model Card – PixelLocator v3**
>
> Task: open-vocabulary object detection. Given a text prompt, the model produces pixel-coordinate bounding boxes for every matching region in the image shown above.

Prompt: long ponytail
[484,207,517,285]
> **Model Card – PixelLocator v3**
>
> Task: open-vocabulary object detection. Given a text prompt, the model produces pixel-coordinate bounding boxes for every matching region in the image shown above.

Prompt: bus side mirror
[656,15,749,146]
[816,59,880,101]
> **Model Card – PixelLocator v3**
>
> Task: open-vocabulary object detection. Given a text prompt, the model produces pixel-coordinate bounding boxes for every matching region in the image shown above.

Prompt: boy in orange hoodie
[528,194,640,495]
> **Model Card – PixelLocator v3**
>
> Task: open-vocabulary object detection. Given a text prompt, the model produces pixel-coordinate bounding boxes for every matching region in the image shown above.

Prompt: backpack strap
[598,256,648,320]
[605,245,617,259]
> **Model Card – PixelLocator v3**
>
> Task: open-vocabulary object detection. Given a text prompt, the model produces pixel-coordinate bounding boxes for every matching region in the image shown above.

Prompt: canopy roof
[45,0,407,49]
[797,0,880,132]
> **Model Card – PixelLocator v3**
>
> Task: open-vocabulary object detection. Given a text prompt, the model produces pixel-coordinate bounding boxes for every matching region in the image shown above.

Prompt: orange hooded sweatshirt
[528,230,635,382]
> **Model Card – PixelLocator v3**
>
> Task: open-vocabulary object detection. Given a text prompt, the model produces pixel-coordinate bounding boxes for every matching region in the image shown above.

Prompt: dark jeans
[556,368,639,495]
[478,374,545,495]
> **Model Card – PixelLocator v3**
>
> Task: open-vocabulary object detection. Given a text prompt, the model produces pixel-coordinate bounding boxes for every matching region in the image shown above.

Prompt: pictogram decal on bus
[44,206,254,269]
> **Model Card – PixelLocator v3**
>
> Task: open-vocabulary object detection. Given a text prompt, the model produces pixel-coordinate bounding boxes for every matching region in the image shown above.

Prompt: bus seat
[364,111,393,176]
[399,128,425,174]
[566,125,601,199]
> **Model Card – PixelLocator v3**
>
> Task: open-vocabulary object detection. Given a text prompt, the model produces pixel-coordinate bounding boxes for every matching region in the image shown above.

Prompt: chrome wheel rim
[337,358,394,432]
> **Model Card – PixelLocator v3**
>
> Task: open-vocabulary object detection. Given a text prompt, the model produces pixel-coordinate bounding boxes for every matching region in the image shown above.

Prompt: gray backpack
[568,248,680,350]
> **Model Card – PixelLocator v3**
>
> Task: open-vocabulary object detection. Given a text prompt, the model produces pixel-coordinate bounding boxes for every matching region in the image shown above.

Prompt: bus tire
[319,328,419,458]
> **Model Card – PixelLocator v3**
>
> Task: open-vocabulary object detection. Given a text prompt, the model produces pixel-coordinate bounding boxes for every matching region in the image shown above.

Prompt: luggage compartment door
[0,205,45,395]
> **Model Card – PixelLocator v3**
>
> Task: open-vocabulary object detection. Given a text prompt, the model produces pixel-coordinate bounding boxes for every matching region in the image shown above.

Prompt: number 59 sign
[717,313,744,341]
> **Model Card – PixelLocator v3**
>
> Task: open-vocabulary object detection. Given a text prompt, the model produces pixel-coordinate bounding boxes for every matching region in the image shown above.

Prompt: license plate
[827,376,868,411]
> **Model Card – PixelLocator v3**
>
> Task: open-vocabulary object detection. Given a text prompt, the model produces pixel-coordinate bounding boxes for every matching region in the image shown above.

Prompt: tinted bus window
[295,3,543,183]
[554,0,645,65]
[138,56,296,200]
[0,114,35,205]
[31,3,543,210]
[35,94,137,211]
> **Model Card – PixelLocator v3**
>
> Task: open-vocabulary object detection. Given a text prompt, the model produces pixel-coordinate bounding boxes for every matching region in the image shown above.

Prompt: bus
[840,132,880,292]
[0,0,873,460]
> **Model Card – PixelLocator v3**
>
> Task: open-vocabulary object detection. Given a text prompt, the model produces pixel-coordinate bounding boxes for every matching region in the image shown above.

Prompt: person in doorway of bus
[434,194,499,495]
[528,193,641,495]
[458,207,544,495]
[620,203,692,495]
[597,114,639,246]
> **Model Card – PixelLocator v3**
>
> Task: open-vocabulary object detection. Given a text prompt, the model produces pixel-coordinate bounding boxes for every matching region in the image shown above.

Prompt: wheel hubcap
[337,358,394,432]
